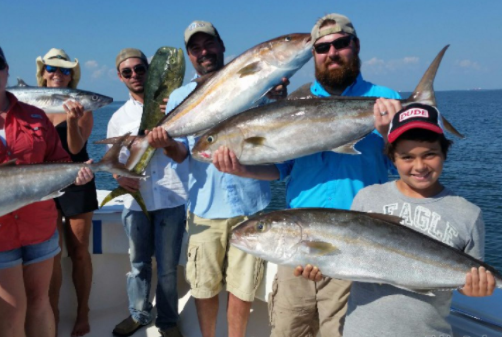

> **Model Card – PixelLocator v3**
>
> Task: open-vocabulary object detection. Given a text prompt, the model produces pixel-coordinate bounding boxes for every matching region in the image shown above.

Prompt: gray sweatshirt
[344,181,484,337]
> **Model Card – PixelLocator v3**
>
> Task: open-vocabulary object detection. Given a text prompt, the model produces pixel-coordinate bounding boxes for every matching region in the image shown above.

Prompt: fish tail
[91,133,146,178]
[100,187,150,220]
[403,45,464,139]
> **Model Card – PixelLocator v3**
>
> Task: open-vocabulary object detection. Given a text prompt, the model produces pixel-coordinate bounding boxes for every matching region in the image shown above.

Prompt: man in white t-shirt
[108,48,189,337]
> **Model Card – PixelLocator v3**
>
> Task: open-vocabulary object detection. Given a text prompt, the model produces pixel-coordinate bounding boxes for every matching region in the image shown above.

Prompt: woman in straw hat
[0,46,93,337]
[36,48,97,337]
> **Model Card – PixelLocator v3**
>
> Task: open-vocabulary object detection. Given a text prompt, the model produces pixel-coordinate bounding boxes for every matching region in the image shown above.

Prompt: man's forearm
[163,141,188,163]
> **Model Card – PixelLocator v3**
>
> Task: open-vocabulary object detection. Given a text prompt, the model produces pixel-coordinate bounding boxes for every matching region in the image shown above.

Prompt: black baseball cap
[388,103,444,143]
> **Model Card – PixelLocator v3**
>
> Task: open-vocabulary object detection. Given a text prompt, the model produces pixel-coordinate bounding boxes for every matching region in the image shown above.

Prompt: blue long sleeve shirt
[166,80,271,219]
[276,74,401,210]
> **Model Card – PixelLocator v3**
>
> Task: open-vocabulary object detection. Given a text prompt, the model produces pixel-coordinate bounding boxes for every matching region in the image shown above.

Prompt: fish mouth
[193,150,213,162]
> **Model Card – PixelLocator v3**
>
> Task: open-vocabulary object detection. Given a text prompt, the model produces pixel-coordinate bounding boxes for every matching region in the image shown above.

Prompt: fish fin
[94,134,136,146]
[0,159,17,167]
[51,94,72,102]
[404,45,449,107]
[41,191,65,200]
[300,241,341,256]
[244,136,267,146]
[16,78,30,87]
[392,284,436,297]
[441,115,465,139]
[92,134,146,179]
[331,139,362,154]
[100,187,150,220]
[130,191,150,220]
[365,212,405,225]
[238,61,262,77]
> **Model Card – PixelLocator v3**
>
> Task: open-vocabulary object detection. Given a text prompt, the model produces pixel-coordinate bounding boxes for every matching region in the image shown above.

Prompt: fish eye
[284,36,291,42]
[207,135,215,143]
[92,95,99,101]
[257,222,265,231]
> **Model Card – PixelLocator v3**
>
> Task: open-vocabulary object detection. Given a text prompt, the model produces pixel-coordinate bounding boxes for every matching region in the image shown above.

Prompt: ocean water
[88,90,502,271]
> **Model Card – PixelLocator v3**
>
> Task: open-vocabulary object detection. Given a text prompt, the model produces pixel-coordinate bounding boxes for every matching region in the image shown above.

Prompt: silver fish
[231,208,502,295]
[192,45,464,165]
[0,134,141,217]
[98,33,312,170]
[7,78,113,113]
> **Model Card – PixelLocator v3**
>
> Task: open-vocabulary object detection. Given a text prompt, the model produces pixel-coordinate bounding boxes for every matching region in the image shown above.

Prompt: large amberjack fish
[7,79,113,113]
[0,134,143,217]
[192,45,464,165]
[101,33,313,171]
[96,47,185,214]
[231,209,502,295]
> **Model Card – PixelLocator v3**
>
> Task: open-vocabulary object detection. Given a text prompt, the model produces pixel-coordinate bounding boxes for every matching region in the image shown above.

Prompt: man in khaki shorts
[210,13,402,337]
[148,20,288,337]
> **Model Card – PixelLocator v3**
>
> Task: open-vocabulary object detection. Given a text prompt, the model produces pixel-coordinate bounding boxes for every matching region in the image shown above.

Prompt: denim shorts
[0,230,61,270]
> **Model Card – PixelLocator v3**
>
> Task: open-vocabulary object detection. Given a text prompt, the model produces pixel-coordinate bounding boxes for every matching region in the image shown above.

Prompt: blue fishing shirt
[166,79,271,219]
[276,74,401,210]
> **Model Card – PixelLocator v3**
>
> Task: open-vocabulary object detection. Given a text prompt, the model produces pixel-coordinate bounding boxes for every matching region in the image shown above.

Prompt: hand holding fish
[459,267,496,297]
[146,126,188,163]
[374,98,402,141]
[159,98,169,113]
[63,100,85,120]
[294,264,323,282]
[266,77,290,100]
[212,146,248,176]
[114,175,140,193]
[75,160,94,186]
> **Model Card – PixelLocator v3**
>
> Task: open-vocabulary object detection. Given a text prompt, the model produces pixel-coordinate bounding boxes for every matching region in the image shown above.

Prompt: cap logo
[188,22,206,31]
[399,108,429,122]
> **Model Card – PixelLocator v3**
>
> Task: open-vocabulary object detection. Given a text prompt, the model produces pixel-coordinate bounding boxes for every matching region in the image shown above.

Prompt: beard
[315,54,361,91]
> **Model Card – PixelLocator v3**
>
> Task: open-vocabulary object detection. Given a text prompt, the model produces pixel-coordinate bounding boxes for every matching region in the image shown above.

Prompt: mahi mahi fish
[96,46,185,214]
[192,45,463,165]
[7,79,113,113]
[0,134,143,217]
[99,33,313,171]
[231,208,502,294]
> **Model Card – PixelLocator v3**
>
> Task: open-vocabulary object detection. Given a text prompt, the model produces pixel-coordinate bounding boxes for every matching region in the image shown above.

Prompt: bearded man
[210,13,403,337]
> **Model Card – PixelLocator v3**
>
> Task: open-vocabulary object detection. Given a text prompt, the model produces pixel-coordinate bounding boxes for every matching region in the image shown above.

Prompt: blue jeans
[122,205,186,330]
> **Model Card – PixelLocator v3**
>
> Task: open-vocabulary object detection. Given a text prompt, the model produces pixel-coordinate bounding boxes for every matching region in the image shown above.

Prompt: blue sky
[2,0,501,101]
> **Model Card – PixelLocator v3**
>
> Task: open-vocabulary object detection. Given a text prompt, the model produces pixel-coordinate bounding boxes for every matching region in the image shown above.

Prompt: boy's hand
[374,98,402,141]
[459,266,496,297]
[294,264,323,282]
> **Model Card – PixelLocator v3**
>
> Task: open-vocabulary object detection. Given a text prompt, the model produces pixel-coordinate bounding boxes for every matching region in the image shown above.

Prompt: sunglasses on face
[120,64,147,79]
[314,35,354,54]
[0,59,7,71]
[45,65,71,76]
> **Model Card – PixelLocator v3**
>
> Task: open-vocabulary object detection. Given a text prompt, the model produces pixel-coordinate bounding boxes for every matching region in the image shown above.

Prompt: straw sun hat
[36,48,81,88]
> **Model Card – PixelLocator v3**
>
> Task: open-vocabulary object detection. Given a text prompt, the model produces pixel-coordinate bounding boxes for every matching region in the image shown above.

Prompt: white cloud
[403,57,419,64]
[363,56,420,74]
[455,59,481,70]
[85,60,99,69]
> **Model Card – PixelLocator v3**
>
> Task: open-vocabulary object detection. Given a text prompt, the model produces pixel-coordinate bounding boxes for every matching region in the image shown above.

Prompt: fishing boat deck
[55,191,502,337]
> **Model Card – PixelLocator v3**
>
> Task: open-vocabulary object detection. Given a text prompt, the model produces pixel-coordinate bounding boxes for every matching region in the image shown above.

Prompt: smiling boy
[299,102,496,336]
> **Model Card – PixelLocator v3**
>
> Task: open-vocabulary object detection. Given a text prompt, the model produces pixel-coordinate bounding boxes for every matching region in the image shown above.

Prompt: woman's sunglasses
[313,35,354,54]
[45,65,72,76]
[120,64,147,79]
[0,59,7,71]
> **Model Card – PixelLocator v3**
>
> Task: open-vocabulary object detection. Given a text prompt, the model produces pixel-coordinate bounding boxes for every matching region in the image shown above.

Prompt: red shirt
[0,92,71,252]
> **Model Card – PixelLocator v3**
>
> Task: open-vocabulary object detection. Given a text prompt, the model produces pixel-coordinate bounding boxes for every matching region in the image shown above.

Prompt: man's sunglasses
[45,65,72,76]
[120,64,147,79]
[0,58,7,71]
[313,35,354,54]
